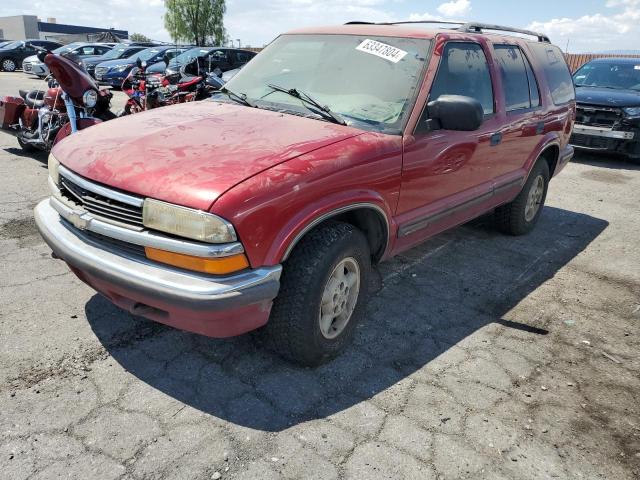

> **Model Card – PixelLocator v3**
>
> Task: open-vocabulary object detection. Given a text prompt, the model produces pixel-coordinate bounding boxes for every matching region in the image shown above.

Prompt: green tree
[129,32,152,42]
[164,0,226,46]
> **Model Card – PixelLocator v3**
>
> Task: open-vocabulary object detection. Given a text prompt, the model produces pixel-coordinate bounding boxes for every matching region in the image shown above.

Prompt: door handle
[490,132,503,146]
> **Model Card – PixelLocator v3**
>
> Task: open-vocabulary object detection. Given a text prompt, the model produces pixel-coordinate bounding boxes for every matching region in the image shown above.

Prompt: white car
[22,42,113,78]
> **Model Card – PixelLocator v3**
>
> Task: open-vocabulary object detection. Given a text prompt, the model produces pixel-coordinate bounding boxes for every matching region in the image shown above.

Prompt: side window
[523,53,541,107]
[494,45,531,111]
[529,43,575,105]
[429,42,494,115]
[80,46,97,55]
[210,50,229,62]
[234,51,252,63]
[96,46,111,55]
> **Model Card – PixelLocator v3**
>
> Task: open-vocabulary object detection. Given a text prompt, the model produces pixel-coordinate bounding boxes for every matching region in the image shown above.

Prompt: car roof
[583,57,640,65]
[284,23,550,46]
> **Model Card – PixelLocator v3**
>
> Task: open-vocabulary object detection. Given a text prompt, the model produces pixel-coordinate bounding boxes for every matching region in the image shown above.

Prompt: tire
[494,159,550,235]
[17,136,37,153]
[1,58,17,72]
[259,221,371,366]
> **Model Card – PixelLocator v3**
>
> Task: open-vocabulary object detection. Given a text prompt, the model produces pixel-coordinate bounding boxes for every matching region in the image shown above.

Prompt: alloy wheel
[319,257,361,339]
[524,175,545,222]
[2,59,16,72]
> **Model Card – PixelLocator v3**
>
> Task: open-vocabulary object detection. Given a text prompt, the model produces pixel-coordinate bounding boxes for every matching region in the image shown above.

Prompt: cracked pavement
[1,73,639,479]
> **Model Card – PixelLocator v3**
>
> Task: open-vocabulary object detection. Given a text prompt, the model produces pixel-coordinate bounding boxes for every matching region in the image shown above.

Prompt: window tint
[235,51,253,63]
[523,53,540,107]
[430,42,494,115]
[529,43,574,105]
[494,45,531,111]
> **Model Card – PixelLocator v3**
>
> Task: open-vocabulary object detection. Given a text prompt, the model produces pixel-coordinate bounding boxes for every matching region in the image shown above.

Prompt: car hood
[575,86,640,107]
[52,101,363,211]
[146,61,166,73]
[83,57,111,67]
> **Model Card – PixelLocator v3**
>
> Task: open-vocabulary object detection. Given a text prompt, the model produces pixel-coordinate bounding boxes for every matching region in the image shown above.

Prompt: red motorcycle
[121,56,210,115]
[0,46,116,152]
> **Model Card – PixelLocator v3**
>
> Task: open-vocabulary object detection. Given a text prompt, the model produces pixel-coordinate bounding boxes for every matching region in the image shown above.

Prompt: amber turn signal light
[145,247,249,275]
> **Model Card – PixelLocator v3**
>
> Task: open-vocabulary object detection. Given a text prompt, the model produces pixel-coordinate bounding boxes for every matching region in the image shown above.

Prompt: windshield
[100,46,133,60]
[53,42,83,54]
[134,47,163,62]
[223,34,430,133]
[574,62,640,91]
[1,41,23,50]
[173,47,210,64]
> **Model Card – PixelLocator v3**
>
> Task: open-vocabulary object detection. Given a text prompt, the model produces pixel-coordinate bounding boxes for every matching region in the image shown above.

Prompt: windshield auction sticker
[356,39,408,63]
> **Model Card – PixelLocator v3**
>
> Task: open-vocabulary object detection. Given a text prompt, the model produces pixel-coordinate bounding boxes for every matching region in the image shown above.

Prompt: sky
[1,0,639,52]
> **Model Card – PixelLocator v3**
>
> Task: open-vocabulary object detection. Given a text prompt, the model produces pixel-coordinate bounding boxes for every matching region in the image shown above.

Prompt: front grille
[570,133,612,149]
[576,105,622,127]
[83,230,146,257]
[59,174,144,228]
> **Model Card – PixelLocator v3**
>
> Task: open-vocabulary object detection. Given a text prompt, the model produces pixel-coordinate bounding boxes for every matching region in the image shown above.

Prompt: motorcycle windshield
[45,52,99,101]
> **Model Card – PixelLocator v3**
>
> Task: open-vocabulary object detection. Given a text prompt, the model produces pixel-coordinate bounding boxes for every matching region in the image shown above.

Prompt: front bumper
[34,198,282,337]
[571,123,640,158]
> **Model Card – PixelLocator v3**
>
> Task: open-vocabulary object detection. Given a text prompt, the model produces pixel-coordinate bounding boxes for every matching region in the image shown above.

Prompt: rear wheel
[494,159,550,235]
[1,58,17,72]
[259,221,371,366]
[17,135,37,153]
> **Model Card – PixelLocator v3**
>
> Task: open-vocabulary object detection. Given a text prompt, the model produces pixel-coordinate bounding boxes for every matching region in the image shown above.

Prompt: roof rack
[344,20,550,43]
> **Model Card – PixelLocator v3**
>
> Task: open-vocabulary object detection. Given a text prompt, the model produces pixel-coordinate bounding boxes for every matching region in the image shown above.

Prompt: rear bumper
[34,199,281,337]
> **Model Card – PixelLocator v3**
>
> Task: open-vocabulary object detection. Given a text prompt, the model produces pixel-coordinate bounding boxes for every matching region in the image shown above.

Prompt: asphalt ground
[1,71,639,479]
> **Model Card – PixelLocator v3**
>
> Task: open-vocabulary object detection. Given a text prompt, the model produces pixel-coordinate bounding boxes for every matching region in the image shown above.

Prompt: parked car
[570,57,640,159]
[94,45,191,87]
[22,42,113,78]
[0,40,13,49]
[0,39,63,71]
[35,22,575,365]
[146,46,255,75]
[83,44,152,78]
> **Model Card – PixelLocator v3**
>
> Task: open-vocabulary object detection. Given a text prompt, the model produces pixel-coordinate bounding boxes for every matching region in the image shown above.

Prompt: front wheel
[494,159,550,235]
[1,58,17,72]
[17,135,37,153]
[258,221,371,366]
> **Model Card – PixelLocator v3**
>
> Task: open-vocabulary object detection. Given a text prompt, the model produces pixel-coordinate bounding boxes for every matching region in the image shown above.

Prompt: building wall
[0,15,39,40]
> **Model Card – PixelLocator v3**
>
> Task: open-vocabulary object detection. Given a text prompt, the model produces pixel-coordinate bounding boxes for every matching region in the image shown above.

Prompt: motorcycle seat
[20,90,45,108]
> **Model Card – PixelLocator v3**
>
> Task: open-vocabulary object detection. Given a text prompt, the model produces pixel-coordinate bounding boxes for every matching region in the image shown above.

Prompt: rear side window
[494,45,530,111]
[430,42,494,115]
[529,43,574,105]
[235,51,254,63]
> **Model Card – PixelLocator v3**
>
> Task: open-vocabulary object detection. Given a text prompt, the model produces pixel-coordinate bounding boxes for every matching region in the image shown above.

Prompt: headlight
[82,90,98,108]
[48,153,60,185]
[623,107,640,118]
[142,198,237,243]
[114,64,129,72]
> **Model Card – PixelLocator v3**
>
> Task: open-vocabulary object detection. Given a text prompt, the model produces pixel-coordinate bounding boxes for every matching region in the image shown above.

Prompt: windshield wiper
[219,87,256,108]
[267,83,347,125]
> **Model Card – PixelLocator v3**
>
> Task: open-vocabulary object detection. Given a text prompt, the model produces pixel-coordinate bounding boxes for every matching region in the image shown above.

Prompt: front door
[395,41,504,251]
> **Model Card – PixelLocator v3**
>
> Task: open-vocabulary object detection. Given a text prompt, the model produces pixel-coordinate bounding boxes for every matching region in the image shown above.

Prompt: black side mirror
[163,54,170,66]
[136,57,142,68]
[426,95,484,131]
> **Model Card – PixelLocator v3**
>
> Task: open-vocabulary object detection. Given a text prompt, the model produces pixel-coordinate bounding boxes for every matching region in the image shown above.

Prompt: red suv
[35,22,575,365]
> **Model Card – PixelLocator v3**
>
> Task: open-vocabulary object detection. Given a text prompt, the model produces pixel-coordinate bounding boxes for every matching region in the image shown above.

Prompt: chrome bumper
[573,124,635,140]
[34,199,282,311]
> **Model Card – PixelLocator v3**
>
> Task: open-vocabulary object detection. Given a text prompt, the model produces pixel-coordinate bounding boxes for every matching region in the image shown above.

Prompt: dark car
[0,39,63,72]
[23,42,113,77]
[94,45,190,87]
[570,58,640,159]
[83,44,152,78]
[146,46,255,75]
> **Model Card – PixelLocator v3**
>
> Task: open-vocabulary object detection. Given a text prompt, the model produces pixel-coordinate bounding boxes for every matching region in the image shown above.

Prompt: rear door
[491,44,544,182]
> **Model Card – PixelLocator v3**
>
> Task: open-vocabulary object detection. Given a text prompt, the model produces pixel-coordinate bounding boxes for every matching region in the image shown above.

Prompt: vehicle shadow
[572,150,640,171]
[2,146,48,163]
[84,205,608,432]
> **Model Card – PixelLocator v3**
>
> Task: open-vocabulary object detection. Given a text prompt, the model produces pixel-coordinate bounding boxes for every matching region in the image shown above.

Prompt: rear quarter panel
[211,132,403,267]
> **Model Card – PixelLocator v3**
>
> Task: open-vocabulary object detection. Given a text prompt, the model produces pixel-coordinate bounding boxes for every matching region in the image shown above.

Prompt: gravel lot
[1,71,639,479]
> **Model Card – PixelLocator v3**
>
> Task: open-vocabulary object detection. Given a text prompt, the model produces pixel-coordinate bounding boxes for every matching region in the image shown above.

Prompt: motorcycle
[0,46,116,152]
[120,56,211,115]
